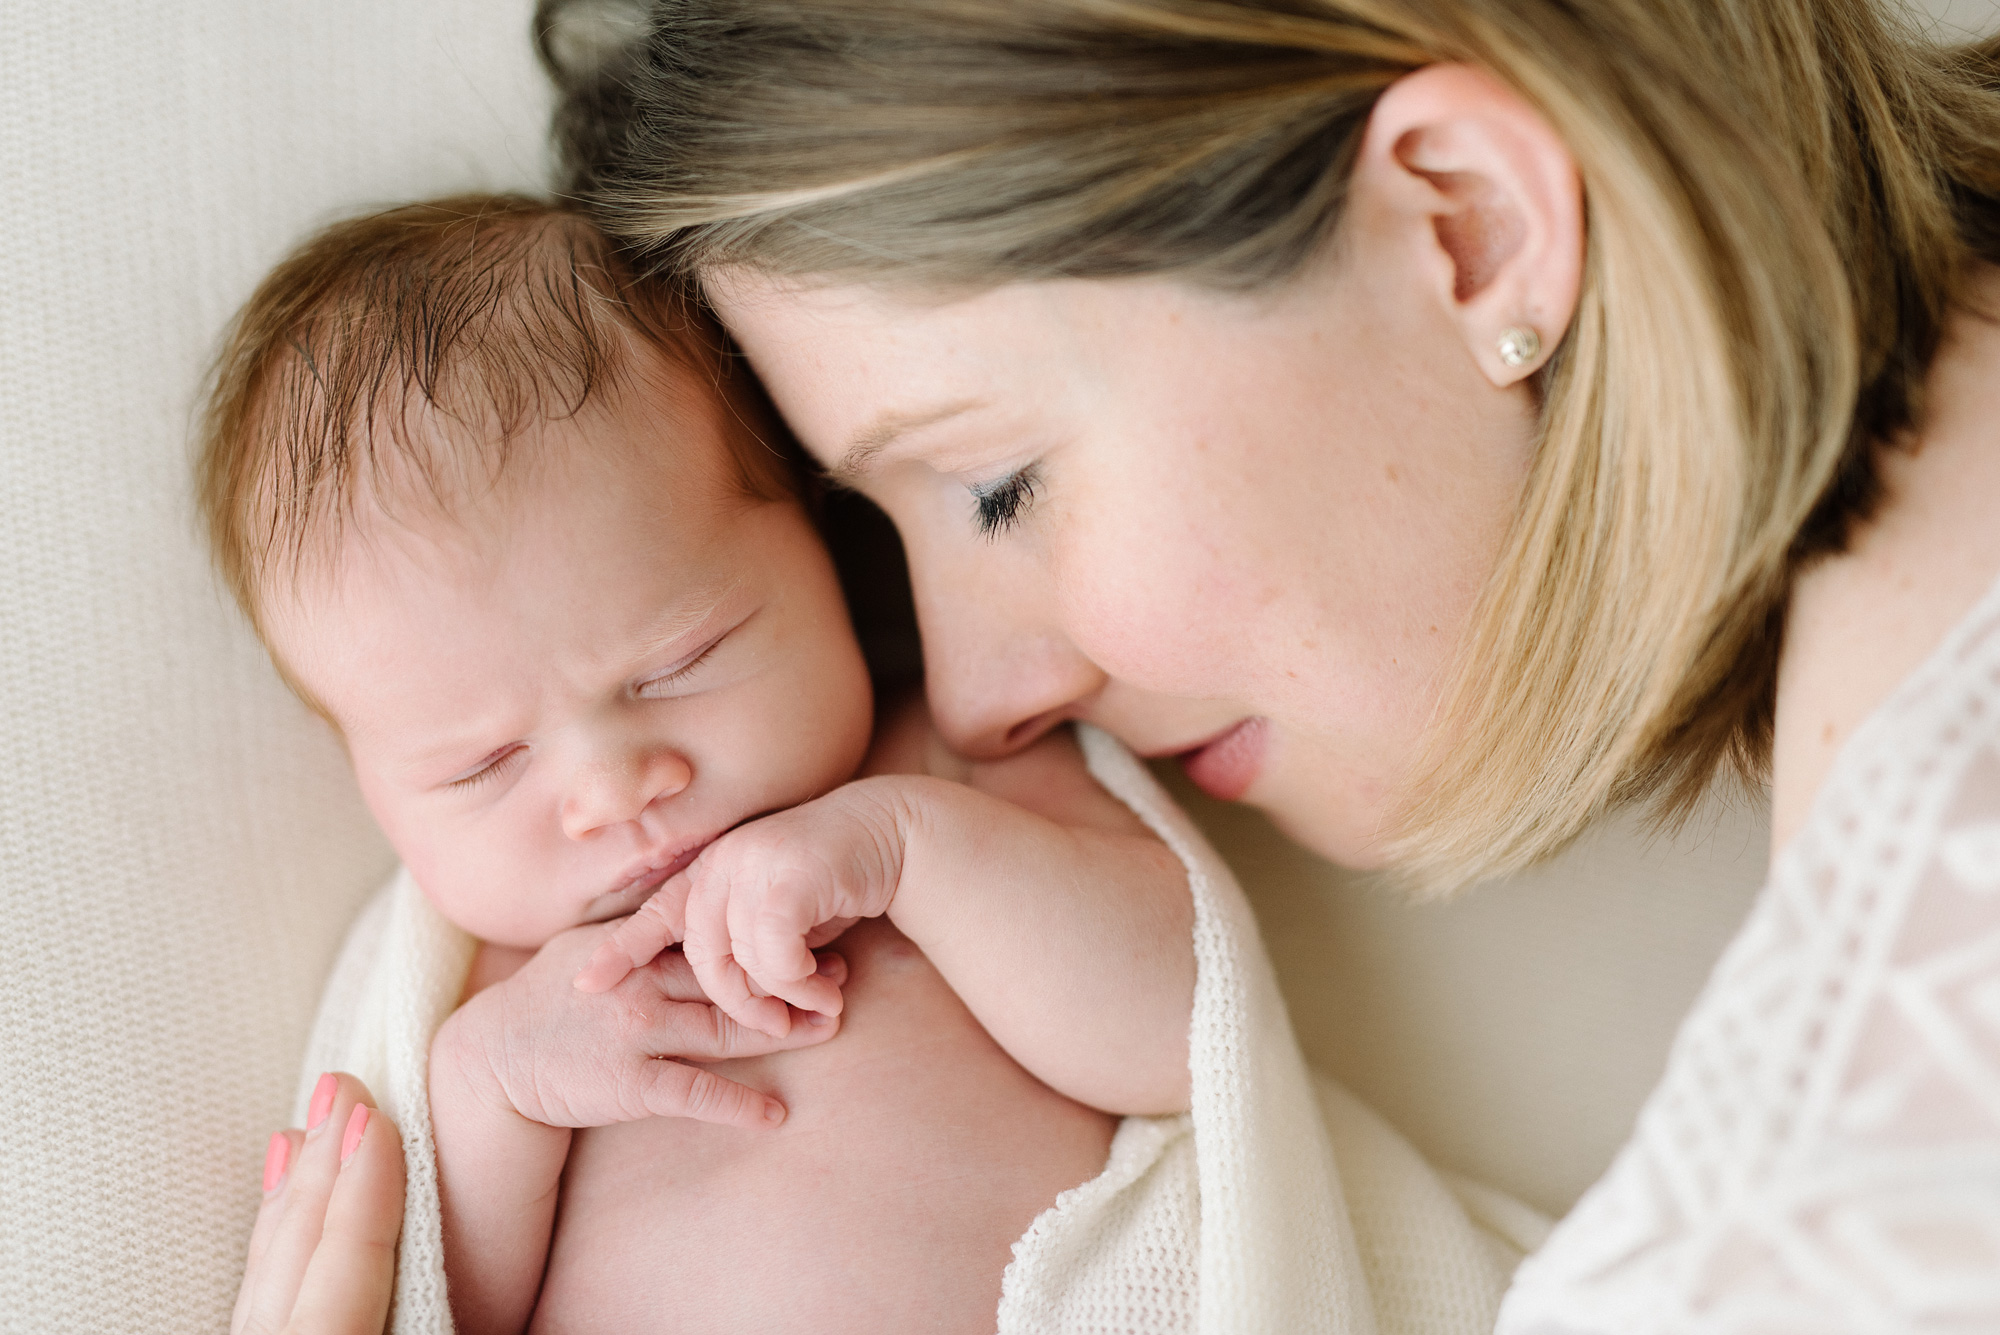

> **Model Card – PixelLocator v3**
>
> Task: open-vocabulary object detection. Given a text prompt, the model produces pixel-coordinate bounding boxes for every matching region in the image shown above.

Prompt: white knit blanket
[299,725,1536,1334]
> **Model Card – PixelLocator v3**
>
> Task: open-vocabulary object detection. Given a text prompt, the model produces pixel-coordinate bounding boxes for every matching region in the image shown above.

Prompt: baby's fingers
[731,896,845,1020]
[682,871,793,1037]
[744,953,845,1019]
[574,880,686,993]
[636,1058,789,1129]
[696,950,795,1039]
[647,947,848,1005]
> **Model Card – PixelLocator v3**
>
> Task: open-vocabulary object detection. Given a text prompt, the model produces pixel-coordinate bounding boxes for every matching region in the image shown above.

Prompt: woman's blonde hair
[543,0,2000,891]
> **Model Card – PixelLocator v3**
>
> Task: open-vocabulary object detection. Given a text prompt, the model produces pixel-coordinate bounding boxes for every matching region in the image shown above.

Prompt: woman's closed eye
[970,465,1040,539]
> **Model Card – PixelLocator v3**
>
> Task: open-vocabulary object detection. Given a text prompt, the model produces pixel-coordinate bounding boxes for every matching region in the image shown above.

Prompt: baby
[198,195,1194,1333]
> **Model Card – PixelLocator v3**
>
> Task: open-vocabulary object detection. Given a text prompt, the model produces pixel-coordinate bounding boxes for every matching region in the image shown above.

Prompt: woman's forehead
[705,272,1071,457]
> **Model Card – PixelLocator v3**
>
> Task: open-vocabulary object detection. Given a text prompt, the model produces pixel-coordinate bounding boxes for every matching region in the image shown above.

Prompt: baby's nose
[560,748,693,839]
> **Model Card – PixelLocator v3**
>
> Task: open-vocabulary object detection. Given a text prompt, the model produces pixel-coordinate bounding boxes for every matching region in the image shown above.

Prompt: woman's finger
[283,1102,405,1335]
[232,1128,305,1334]
[236,1073,375,1334]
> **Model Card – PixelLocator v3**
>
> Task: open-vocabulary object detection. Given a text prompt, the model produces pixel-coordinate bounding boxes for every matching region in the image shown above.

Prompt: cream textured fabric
[12,4,1983,1330]
[1498,571,2000,1332]
[305,726,1532,1335]
[0,4,547,1331]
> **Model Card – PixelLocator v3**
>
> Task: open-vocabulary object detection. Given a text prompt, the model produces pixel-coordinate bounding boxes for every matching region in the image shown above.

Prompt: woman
[241,0,2000,1327]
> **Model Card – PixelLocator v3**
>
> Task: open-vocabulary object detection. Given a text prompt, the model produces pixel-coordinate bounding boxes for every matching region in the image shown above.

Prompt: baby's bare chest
[529,920,1117,1334]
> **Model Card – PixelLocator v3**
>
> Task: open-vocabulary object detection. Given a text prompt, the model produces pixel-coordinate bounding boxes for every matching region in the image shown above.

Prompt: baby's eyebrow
[393,724,524,781]
[833,399,984,481]
[619,583,742,667]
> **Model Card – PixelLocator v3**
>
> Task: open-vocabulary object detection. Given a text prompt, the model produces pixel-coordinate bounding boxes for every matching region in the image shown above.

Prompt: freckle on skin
[1385,464,1400,483]
[1822,722,1837,743]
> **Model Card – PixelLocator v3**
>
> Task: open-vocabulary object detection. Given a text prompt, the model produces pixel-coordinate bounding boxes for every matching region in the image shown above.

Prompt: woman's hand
[232,1073,404,1335]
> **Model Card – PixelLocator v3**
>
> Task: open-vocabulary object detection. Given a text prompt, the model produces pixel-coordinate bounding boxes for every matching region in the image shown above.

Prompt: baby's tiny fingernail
[816,953,844,978]
[307,1074,336,1132]
[262,1132,291,1193]
[763,1099,786,1126]
[805,1011,832,1027]
[340,1104,369,1164]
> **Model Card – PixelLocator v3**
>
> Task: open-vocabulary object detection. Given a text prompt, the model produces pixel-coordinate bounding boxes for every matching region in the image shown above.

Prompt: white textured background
[0,5,547,1329]
[0,1,1993,1329]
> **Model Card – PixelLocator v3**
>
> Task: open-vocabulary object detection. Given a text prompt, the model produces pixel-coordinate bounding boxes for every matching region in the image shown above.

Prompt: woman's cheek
[1050,503,1254,700]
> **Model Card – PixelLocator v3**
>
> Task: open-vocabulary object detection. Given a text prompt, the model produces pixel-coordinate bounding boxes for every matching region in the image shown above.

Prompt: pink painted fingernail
[340,1103,369,1164]
[307,1074,336,1131]
[262,1132,291,1193]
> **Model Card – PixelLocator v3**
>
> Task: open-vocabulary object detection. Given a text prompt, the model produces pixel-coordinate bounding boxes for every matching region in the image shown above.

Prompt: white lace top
[1498,570,2000,1333]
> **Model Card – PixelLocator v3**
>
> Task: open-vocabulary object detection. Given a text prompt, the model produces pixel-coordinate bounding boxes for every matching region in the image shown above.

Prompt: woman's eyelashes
[970,465,1040,539]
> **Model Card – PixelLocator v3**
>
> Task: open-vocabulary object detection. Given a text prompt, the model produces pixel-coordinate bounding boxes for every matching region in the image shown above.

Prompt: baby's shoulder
[861,693,1152,837]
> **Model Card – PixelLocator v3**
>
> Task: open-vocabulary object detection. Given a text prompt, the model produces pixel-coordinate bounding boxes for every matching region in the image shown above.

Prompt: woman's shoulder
[1770,263,2000,855]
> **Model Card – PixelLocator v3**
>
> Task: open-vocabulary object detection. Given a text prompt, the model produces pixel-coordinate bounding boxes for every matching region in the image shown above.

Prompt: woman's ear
[1351,63,1583,387]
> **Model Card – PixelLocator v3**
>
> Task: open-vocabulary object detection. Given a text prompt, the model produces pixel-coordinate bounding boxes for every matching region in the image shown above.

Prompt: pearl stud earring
[1497,325,1542,368]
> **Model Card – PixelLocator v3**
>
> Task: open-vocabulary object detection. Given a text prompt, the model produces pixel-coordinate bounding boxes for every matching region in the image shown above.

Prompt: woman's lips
[1177,717,1267,802]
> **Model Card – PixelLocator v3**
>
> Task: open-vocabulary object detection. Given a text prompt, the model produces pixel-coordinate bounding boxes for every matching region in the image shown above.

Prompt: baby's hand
[576,783,909,1038]
[438,919,847,1131]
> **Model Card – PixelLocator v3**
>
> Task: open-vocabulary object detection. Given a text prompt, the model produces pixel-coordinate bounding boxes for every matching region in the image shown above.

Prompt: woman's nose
[560,746,693,840]
[912,546,1107,760]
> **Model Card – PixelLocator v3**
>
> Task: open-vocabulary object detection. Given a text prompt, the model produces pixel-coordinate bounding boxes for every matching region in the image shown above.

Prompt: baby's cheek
[396,834,542,948]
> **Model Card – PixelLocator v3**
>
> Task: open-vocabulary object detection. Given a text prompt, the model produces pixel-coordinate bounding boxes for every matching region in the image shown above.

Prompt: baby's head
[198,195,872,948]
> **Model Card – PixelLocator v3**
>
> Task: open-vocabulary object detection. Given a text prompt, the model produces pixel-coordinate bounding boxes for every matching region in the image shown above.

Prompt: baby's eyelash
[449,745,524,790]
[638,637,724,695]
[970,466,1040,539]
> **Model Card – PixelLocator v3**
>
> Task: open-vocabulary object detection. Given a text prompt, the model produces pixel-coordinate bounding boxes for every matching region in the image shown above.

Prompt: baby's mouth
[592,838,714,917]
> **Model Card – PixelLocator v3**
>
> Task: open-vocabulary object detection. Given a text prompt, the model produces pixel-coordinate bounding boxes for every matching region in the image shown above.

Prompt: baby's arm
[430,925,846,1334]
[871,709,1194,1114]
[585,706,1194,1116]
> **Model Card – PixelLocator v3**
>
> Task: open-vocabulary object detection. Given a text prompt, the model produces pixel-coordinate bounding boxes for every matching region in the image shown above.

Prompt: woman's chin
[1242,741,1398,871]
[1166,713,1399,870]
[1263,802,1396,872]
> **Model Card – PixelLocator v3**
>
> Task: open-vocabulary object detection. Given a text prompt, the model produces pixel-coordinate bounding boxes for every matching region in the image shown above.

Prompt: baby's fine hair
[196,193,792,647]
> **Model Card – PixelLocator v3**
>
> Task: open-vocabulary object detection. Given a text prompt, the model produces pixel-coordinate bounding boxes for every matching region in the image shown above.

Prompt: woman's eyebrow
[834,399,984,480]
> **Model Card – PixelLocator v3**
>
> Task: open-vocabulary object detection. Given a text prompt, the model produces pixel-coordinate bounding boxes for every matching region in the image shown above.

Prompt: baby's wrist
[833,774,937,919]
[842,773,965,925]
[431,994,536,1127]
